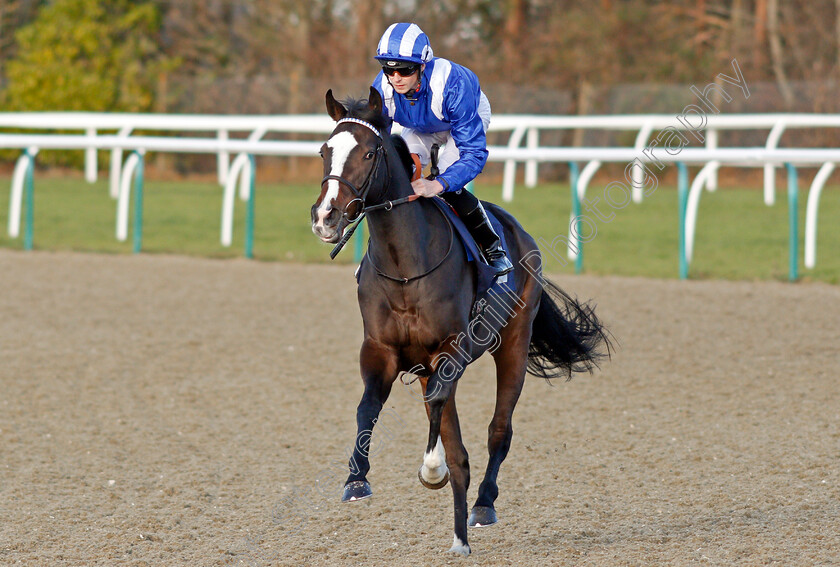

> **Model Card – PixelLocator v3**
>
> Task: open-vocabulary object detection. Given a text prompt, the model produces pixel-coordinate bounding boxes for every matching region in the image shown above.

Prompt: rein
[328,193,419,260]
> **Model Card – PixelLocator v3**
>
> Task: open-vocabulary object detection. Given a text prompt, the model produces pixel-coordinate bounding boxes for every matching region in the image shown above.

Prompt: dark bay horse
[310,87,611,556]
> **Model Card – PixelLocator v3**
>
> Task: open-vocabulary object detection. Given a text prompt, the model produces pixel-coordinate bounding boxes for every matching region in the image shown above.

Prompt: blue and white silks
[372,58,491,193]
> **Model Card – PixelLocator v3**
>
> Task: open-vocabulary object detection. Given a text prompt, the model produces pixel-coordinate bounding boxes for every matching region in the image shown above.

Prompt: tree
[3,0,175,112]
[502,0,527,73]
[0,0,46,81]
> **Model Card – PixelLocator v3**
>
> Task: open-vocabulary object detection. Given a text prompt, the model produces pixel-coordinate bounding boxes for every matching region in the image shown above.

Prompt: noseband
[320,118,389,223]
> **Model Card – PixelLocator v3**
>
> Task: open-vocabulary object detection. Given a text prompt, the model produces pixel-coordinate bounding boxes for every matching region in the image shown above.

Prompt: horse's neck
[365,167,444,276]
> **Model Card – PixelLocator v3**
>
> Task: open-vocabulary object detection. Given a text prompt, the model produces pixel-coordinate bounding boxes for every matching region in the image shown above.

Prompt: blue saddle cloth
[429,197,515,301]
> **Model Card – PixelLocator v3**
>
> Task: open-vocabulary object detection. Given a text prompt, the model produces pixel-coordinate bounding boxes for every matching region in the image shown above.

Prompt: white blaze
[316,131,358,223]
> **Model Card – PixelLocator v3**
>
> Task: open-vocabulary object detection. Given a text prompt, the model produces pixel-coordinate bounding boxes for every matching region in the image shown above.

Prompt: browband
[336,117,382,138]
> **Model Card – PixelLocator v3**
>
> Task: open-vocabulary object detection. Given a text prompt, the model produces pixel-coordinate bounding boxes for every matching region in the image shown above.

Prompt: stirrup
[484,244,514,276]
[464,203,513,276]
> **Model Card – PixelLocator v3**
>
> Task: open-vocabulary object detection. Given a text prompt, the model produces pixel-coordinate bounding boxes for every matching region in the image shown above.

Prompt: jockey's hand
[411,178,444,198]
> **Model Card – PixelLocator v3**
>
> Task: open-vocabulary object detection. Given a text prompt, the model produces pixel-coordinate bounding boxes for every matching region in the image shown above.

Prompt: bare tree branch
[767,0,794,108]
[836,0,840,76]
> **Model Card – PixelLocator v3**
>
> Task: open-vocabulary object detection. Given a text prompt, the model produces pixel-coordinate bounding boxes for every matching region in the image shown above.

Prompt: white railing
[488,113,840,204]
[3,111,838,201]
[1,112,838,277]
[0,112,337,196]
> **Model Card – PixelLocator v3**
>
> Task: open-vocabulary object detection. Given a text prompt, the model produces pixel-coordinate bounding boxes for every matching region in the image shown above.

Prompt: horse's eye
[319,149,324,158]
[364,151,375,160]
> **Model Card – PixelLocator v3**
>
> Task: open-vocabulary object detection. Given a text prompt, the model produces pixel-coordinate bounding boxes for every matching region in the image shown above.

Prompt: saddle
[430,197,512,299]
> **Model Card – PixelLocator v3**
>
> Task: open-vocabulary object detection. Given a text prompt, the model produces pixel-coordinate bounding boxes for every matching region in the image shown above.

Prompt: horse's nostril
[312,202,337,226]
[326,207,340,225]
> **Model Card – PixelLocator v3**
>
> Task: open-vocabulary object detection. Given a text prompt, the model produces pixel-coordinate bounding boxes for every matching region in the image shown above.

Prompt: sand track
[1,250,839,566]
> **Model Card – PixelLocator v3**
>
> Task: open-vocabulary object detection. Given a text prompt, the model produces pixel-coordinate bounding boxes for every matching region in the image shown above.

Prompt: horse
[310,86,611,556]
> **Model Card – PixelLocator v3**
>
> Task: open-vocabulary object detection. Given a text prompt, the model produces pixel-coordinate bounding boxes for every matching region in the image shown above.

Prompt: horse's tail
[526,279,613,380]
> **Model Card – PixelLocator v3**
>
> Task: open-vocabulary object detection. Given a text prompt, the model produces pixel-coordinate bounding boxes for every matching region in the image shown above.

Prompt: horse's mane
[389,134,414,181]
[342,96,392,131]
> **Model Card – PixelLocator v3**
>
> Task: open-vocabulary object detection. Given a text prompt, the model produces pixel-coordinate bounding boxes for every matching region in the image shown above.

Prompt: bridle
[321,116,453,283]
[323,117,420,259]
[320,118,390,224]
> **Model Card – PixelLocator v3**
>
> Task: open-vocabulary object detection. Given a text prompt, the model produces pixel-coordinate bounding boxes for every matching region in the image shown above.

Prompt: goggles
[382,64,420,77]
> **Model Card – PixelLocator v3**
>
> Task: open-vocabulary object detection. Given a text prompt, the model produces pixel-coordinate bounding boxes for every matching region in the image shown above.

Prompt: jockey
[371,22,514,277]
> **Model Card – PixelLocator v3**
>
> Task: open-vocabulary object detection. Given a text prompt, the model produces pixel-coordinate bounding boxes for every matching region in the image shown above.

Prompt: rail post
[245,154,256,259]
[804,162,835,269]
[24,148,36,251]
[354,219,365,263]
[677,162,689,280]
[569,161,582,274]
[785,163,799,282]
[116,150,146,252]
[132,151,145,254]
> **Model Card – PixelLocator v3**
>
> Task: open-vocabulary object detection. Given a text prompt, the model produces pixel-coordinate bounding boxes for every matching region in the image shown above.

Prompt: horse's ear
[325,89,347,122]
[368,86,383,116]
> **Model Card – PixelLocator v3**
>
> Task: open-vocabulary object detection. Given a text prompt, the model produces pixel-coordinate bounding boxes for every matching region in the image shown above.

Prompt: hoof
[468,505,498,527]
[341,480,372,502]
[418,466,450,490]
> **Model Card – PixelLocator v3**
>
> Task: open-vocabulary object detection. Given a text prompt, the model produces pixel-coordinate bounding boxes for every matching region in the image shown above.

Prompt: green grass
[477,182,840,284]
[0,174,838,283]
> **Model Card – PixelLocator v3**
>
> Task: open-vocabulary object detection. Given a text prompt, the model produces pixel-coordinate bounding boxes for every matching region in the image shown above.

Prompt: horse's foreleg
[440,385,471,556]
[419,369,471,555]
[341,339,399,502]
[417,370,459,490]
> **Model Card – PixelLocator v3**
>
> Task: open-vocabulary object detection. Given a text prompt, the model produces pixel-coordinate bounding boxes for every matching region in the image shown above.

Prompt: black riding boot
[440,190,514,276]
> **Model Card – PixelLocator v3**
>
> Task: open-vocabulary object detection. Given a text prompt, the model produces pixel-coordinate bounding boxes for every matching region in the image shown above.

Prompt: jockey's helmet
[374,23,434,66]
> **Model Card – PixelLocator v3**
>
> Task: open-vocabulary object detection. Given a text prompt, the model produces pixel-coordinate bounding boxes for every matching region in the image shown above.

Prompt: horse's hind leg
[470,331,530,527]
[341,339,399,502]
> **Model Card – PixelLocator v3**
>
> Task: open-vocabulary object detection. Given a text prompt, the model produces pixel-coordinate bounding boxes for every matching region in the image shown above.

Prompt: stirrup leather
[410,153,422,181]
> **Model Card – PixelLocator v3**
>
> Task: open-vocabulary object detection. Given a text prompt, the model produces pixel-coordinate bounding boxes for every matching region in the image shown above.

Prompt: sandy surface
[1,249,839,566]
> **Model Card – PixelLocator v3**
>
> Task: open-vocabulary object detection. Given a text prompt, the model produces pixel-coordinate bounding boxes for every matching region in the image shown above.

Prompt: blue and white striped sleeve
[435,68,488,192]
